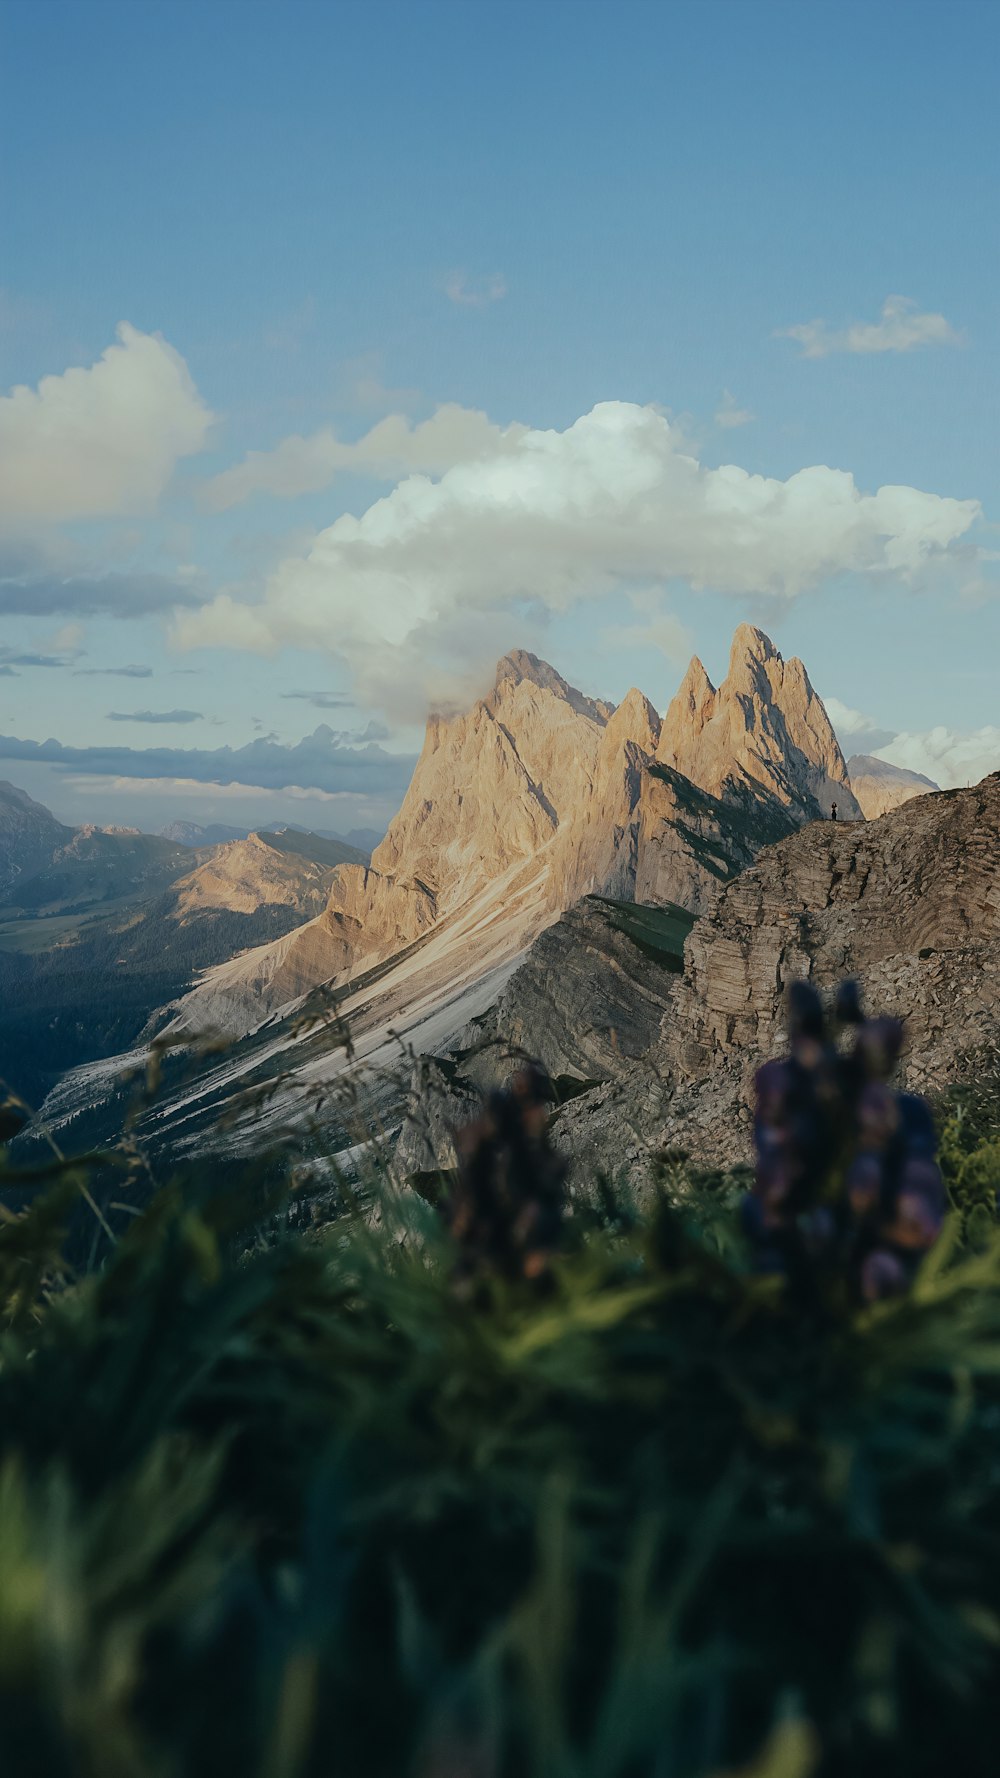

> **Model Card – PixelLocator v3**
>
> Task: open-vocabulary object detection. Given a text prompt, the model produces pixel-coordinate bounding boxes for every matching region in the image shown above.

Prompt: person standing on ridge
[830,802,838,821]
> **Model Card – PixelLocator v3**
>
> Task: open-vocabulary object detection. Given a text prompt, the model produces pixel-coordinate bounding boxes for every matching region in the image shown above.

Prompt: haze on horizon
[1,0,997,836]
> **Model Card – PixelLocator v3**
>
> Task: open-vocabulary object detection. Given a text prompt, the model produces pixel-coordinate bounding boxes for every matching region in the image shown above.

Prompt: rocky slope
[467,774,1000,1187]
[847,754,938,820]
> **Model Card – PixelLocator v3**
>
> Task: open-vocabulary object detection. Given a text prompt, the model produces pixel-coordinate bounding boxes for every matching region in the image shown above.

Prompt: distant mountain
[0,824,364,1102]
[168,829,365,922]
[159,820,251,847]
[0,806,367,1104]
[342,826,384,853]
[160,819,378,856]
[0,781,73,893]
[0,825,195,917]
[847,754,939,820]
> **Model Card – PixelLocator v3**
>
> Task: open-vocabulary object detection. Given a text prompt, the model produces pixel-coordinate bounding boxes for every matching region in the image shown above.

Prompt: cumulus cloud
[0,724,414,798]
[777,295,963,359]
[0,323,213,529]
[201,405,526,511]
[175,401,982,718]
[443,271,507,307]
[107,709,203,725]
[875,728,1000,791]
[715,389,754,428]
[822,695,896,753]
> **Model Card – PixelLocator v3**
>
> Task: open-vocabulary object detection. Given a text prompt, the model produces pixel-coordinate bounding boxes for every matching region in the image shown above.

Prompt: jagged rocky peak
[601,685,662,755]
[493,648,614,723]
[657,623,862,821]
[372,647,609,895]
[158,625,860,1045]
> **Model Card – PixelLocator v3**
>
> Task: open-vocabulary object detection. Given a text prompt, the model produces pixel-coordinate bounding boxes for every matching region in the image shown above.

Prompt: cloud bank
[778,295,962,359]
[0,565,203,619]
[876,728,1000,792]
[0,725,414,799]
[177,401,982,717]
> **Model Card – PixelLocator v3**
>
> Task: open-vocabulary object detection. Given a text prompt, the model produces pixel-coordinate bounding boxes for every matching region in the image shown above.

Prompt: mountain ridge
[165,625,843,1041]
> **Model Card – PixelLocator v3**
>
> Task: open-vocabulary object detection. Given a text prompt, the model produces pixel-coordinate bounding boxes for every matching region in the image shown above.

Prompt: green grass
[0,902,138,954]
[3,1104,1000,1778]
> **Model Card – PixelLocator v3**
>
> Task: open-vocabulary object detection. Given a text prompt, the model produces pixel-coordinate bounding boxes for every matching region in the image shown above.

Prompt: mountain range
[0,798,370,1105]
[18,621,981,1199]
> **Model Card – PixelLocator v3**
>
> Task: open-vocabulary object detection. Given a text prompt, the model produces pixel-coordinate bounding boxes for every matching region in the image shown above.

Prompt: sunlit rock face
[847,754,939,820]
[165,627,851,1041]
[658,624,862,821]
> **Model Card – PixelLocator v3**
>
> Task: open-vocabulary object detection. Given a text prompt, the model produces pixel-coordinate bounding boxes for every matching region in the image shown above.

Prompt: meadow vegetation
[0,1043,998,1777]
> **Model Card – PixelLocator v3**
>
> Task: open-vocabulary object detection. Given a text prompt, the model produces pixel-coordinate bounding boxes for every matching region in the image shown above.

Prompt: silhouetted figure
[830,802,838,820]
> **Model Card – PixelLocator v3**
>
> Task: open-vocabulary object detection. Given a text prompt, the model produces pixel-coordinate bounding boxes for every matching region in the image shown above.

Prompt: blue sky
[1,0,997,831]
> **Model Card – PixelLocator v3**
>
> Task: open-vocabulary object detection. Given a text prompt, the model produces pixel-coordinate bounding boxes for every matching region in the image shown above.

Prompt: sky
[1,0,998,835]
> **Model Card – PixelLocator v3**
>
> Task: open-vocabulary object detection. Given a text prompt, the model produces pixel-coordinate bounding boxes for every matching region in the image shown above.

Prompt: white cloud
[821,695,896,753]
[0,322,213,528]
[443,271,507,307]
[715,389,754,428]
[822,696,877,736]
[201,404,526,511]
[777,295,963,359]
[876,728,1000,791]
[176,400,982,719]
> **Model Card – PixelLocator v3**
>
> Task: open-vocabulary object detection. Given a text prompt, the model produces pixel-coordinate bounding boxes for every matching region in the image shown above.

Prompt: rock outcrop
[494,775,1000,1186]
[847,754,938,820]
